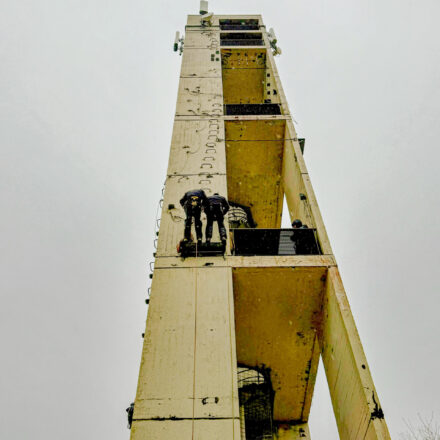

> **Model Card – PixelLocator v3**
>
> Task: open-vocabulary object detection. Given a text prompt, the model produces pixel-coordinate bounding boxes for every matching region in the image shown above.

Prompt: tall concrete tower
[131,9,391,440]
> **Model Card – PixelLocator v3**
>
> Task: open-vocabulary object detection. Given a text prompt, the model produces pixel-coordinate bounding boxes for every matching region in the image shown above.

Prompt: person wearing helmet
[126,402,134,429]
[180,189,208,244]
[291,218,310,254]
[205,192,229,245]
[292,219,303,228]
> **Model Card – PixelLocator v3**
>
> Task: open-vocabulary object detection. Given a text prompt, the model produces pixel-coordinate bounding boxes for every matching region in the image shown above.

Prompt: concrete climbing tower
[131,9,391,440]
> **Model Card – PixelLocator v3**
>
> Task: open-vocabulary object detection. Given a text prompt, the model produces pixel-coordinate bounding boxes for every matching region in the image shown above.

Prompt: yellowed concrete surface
[167,119,226,176]
[226,140,284,227]
[133,269,196,419]
[275,423,311,439]
[184,30,220,49]
[176,78,223,117]
[319,267,391,440]
[131,419,241,440]
[222,49,267,104]
[282,122,332,254]
[233,267,326,422]
[282,136,312,228]
[154,255,337,269]
[181,48,222,78]
[193,268,239,418]
[133,268,238,421]
[193,418,241,439]
[226,119,285,228]
[222,67,266,104]
[263,38,290,115]
[131,420,192,440]
[225,119,285,141]
[263,63,281,105]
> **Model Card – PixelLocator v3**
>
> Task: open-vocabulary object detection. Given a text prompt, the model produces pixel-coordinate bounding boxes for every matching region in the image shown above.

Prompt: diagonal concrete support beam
[319,267,391,440]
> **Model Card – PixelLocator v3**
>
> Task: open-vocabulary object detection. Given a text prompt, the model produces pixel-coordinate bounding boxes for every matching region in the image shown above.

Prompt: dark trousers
[206,205,226,241]
[184,205,202,240]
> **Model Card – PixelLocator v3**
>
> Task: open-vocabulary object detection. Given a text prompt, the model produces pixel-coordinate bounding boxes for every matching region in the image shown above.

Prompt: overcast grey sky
[1,0,439,439]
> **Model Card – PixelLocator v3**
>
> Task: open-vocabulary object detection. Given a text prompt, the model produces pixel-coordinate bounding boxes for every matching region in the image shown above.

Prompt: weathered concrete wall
[131,12,391,440]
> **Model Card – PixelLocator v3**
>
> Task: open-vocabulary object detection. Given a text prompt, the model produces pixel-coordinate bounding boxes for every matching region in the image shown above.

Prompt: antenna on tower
[200,12,213,27]
[173,31,185,55]
[199,0,208,15]
[199,1,213,26]
[268,28,282,56]
[173,31,179,52]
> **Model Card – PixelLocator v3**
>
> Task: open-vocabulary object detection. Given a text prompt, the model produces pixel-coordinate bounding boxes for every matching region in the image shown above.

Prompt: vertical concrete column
[131,16,240,439]
[131,267,239,439]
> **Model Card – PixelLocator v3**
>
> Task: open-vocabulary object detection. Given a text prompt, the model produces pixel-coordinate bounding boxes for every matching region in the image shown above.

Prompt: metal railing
[220,39,264,46]
[220,32,264,47]
[231,228,321,256]
[219,19,259,31]
[220,24,260,31]
[224,103,282,115]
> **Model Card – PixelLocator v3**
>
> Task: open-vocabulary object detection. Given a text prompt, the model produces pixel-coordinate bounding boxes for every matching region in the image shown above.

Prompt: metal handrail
[231,228,321,256]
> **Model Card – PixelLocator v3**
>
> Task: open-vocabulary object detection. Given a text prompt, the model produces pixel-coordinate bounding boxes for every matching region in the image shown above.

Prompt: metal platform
[178,240,226,258]
[232,228,321,256]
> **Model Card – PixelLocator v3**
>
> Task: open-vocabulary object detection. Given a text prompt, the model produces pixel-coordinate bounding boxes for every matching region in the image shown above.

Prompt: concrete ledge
[154,254,336,269]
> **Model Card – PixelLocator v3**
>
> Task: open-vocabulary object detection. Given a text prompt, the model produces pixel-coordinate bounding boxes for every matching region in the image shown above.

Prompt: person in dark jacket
[205,193,229,245]
[291,218,312,254]
[180,189,208,244]
[126,402,134,429]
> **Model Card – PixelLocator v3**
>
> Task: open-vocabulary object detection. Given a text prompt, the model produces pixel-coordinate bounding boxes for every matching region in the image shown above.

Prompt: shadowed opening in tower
[221,48,281,111]
[233,267,326,425]
[225,119,286,228]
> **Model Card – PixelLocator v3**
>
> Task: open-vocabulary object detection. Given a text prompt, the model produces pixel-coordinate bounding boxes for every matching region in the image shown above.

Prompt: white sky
[1,0,439,439]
